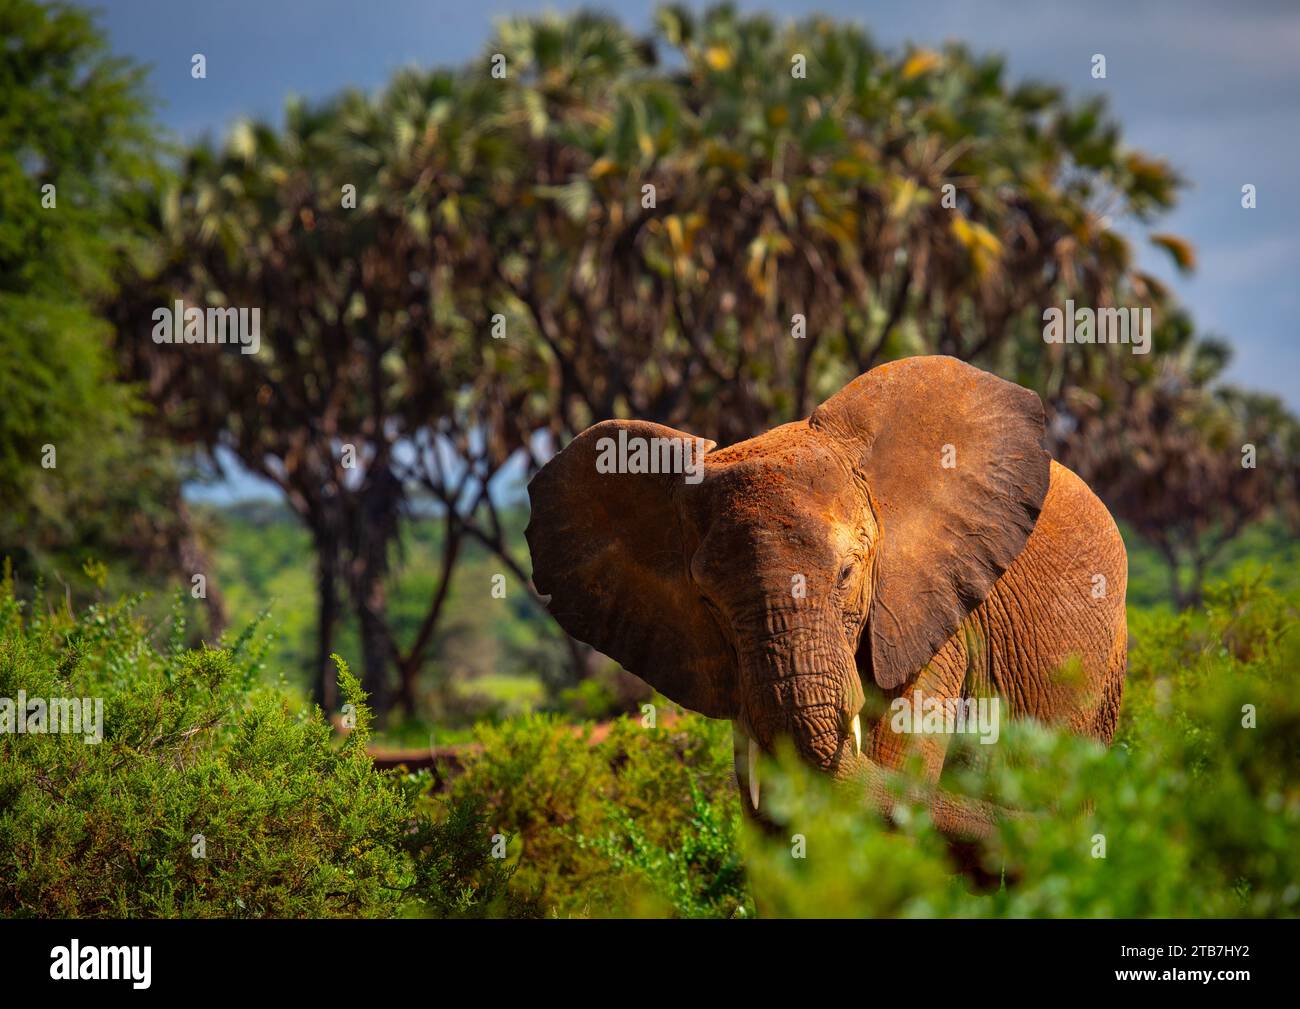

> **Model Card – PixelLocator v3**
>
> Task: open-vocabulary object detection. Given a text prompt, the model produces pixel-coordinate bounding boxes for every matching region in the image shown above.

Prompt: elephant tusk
[748,737,761,810]
[852,714,862,755]
[732,724,760,811]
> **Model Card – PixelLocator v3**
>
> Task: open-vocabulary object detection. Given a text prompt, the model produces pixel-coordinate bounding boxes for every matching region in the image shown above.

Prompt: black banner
[0,918,1286,995]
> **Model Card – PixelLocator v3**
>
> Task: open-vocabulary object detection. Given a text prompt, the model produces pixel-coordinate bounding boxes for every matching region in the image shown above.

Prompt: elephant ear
[810,356,1050,690]
[525,420,736,717]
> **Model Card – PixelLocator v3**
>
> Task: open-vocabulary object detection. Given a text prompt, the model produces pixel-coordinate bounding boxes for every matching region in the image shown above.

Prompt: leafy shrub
[439,712,751,917]
[573,778,749,918]
[400,786,527,918]
[0,580,512,918]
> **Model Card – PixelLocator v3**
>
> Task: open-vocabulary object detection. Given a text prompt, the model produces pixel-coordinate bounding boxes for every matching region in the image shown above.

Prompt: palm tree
[490,5,1189,445]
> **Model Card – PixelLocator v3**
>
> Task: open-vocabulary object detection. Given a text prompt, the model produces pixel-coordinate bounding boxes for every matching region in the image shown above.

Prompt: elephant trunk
[728,609,1006,841]
[725,610,1011,842]
[733,609,866,783]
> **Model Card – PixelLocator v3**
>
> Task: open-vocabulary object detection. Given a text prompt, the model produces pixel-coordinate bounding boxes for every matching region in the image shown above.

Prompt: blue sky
[95,0,1299,496]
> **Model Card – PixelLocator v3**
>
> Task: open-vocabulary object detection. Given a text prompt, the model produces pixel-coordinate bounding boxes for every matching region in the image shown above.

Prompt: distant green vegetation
[206,499,576,738]
[1120,517,1300,610]
[0,0,184,587]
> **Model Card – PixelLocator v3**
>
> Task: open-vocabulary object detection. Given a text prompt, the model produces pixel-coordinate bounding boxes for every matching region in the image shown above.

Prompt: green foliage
[0,0,182,592]
[574,777,751,918]
[401,788,524,918]
[440,712,751,917]
[0,582,516,918]
[1123,517,1300,610]
[0,0,158,297]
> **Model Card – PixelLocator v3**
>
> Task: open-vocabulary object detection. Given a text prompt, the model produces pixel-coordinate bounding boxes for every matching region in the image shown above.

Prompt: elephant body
[526,356,1128,837]
[868,459,1127,781]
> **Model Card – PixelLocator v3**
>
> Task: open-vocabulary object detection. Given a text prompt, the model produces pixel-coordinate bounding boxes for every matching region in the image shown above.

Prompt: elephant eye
[838,562,854,586]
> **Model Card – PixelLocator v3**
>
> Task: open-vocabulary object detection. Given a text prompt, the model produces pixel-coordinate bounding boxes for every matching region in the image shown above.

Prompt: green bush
[439,712,752,917]
[0,579,513,918]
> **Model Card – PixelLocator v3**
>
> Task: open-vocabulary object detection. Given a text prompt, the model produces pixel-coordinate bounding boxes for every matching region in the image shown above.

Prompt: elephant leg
[867,625,969,782]
[836,755,1015,844]
[859,626,1021,843]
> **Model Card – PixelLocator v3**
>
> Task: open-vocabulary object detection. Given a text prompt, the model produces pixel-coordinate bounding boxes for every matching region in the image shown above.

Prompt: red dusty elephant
[526,356,1127,839]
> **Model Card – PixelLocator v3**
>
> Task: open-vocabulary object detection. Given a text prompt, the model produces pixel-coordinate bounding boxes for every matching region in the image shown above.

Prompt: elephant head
[525,356,1050,805]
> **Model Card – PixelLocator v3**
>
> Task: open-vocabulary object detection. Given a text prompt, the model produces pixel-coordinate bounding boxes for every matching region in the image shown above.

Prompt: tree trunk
[394,515,463,716]
[174,499,228,641]
[1165,561,1203,610]
[348,466,402,720]
[356,562,393,717]
[1185,554,1208,611]
[313,530,341,713]
[394,656,418,715]
[1157,540,1198,611]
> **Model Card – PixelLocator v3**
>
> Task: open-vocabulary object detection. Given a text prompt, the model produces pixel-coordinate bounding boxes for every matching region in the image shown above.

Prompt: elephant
[525,356,1127,841]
